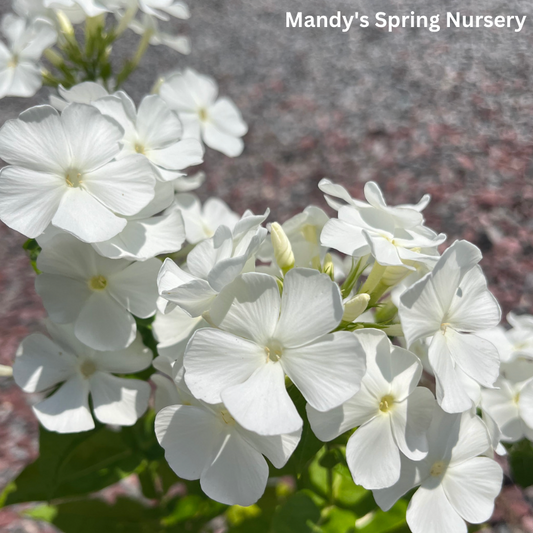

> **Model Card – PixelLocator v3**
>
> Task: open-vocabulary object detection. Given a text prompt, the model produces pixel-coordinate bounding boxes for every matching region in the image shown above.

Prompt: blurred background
[1,0,532,530]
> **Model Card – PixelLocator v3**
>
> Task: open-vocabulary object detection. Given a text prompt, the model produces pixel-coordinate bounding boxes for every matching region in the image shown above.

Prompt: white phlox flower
[35,234,160,351]
[159,68,248,157]
[0,14,57,98]
[373,408,502,533]
[175,193,239,244]
[47,0,109,17]
[157,210,269,317]
[129,13,190,54]
[399,240,501,413]
[481,359,533,443]
[155,370,301,506]
[0,103,156,242]
[320,180,445,270]
[13,321,152,433]
[93,91,204,181]
[258,206,330,270]
[105,0,190,20]
[152,306,208,376]
[13,0,87,24]
[49,81,110,111]
[307,329,435,490]
[172,170,205,193]
[183,268,367,436]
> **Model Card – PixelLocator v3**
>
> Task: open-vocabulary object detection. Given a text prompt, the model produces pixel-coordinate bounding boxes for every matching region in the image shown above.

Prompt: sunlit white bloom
[258,206,329,270]
[308,329,434,490]
[106,0,189,20]
[0,15,56,99]
[152,306,208,376]
[481,362,533,443]
[93,92,203,182]
[184,268,367,436]
[35,234,160,351]
[49,81,109,111]
[399,240,501,413]
[51,0,109,17]
[129,13,190,54]
[155,373,301,506]
[175,193,239,244]
[374,408,502,533]
[159,68,248,157]
[14,321,151,433]
[158,210,268,316]
[0,103,156,241]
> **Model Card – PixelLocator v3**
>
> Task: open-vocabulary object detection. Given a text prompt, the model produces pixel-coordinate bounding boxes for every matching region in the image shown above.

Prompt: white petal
[184,328,265,404]
[92,335,152,374]
[275,268,344,347]
[163,278,218,317]
[449,412,492,465]
[61,103,122,171]
[363,232,404,267]
[518,379,533,430]
[152,374,181,411]
[391,388,434,461]
[210,273,281,345]
[136,94,182,148]
[481,385,522,442]
[209,97,247,136]
[33,375,94,433]
[75,291,136,351]
[52,187,127,243]
[201,431,268,506]
[7,61,42,97]
[108,258,160,318]
[429,332,475,413]
[0,166,64,238]
[281,332,366,412]
[0,105,69,173]
[221,361,302,436]
[14,333,77,393]
[307,383,378,441]
[202,121,244,157]
[346,415,400,490]
[148,138,204,171]
[92,95,136,135]
[320,218,369,256]
[83,155,155,216]
[442,457,502,524]
[90,373,150,426]
[407,485,466,533]
[155,404,221,479]
[187,226,233,279]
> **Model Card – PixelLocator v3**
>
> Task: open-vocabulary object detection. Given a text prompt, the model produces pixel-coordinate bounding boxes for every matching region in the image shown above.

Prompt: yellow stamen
[379,394,395,413]
[89,275,107,291]
[80,359,97,378]
[430,461,446,477]
[134,143,145,154]
[198,108,208,121]
[220,409,236,425]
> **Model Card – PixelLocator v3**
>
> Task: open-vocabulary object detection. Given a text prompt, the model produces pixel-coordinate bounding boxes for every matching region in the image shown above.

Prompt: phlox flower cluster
[1,4,528,529]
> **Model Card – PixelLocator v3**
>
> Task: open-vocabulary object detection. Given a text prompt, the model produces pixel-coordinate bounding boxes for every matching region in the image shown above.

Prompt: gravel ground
[1,0,533,530]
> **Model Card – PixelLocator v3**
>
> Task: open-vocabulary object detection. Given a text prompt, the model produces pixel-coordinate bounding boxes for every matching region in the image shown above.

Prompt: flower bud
[271,222,294,274]
[56,10,75,37]
[343,293,370,322]
[323,253,334,280]
[0,364,13,377]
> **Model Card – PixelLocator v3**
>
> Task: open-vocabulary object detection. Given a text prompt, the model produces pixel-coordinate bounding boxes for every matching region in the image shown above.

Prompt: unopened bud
[381,324,403,337]
[343,293,370,322]
[0,364,13,377]
[56,10,74,37]
[323,253,334,280]
[43,48,64,67]
[381,265,410,288]
[271,222,294,274]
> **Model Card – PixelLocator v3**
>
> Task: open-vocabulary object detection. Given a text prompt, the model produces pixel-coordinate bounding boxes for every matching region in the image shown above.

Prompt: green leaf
[22,504,58,523]
[357,499,409,533]
[508,439,533,487]
[4,425,143,506]
[272,492,321,533]
[52,497,161,533]
[319,506,356,533]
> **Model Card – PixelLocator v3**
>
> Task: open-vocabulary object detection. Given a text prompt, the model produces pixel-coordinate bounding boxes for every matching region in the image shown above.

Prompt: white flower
[50,0,109,17]
[374,409,502,533]
[13,321,151,433]
[157,210,268,316]
[320,180,445,270]
[152,306,208,376]
[183,268,367,436]
[481,367,533,443]
[35,234,160,351]
[93,92,204,182]
[308,329,434,490]
[175,193,239,244]
[129,13,190,54]
[49,81,110,111]
[0,103,156,242]
[399,240,501,413]
[0,15,56,98]
[106,0,190,20]
[258,206,330,270]
[155,373,301,506]
[159,68,248,157]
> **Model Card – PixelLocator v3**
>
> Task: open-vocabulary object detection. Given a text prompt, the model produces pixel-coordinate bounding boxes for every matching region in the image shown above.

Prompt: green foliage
[508,439,533,487]
[22,238,41,274]
[271,492,321,533]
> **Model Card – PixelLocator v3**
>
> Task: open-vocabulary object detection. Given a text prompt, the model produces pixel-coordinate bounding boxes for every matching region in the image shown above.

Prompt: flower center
[300,224,318,245]
[440,322,451,334]
[265,340,284,362]
[65,168,83,188]
[198,107,208,122]
[513,392,520,404]
[80,359,97,378]
[430,460,446,477]
[89,275,107,291]
[134,143,145,154]
[8,55,18,69]
[220,409,236,426]
[379,394,395,413]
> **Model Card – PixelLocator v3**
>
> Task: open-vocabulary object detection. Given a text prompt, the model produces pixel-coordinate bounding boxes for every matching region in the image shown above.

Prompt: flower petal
[148,138,204,171]
[202,121,244,157]
[137,94,182,148]
[92,335,152,374]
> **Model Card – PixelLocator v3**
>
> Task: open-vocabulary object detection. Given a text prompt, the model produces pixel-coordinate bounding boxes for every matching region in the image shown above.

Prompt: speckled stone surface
[1,0,532,530]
